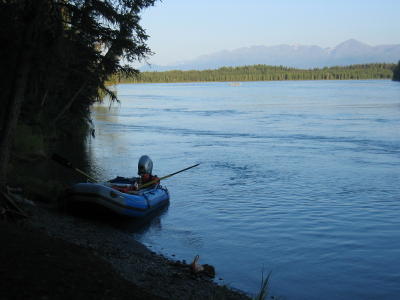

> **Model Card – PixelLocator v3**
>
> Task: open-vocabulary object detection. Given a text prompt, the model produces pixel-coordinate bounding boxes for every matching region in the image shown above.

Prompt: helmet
[138,155,153,175]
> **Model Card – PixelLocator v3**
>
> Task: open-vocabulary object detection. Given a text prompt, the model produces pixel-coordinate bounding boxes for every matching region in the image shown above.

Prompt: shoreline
[112,78,392,86]
[1,199,250,299]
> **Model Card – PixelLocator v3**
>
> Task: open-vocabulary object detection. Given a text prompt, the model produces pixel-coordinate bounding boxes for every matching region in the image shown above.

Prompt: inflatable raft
[66,178,169,218]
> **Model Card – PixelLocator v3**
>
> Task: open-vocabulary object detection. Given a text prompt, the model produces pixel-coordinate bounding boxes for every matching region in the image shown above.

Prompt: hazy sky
[140,0,400,65]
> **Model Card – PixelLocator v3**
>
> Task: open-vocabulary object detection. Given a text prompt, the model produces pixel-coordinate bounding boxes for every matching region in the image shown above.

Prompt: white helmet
[138,155,153,175]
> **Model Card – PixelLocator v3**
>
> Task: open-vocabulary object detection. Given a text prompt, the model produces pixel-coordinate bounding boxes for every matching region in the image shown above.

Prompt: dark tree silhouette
[0,0,156,194]
[393,61,400,81]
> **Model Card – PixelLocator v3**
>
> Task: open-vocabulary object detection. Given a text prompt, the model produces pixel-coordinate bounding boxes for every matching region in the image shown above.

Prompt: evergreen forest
[115,63,396,84]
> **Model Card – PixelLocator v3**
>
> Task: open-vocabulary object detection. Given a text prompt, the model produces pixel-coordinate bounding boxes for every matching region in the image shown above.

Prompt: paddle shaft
[139,163,200,189]
[52,153,199,188]
[52,154,97,183]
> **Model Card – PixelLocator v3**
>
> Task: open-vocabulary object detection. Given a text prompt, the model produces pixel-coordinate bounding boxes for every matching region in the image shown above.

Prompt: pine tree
[0,0,157,192]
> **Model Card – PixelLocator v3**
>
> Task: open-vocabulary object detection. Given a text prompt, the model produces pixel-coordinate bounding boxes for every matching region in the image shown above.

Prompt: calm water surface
[89,80,400,299]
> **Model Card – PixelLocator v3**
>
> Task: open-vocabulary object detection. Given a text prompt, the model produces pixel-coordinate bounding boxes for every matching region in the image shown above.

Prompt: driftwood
[190,255,216,278]
[0,189,28,219]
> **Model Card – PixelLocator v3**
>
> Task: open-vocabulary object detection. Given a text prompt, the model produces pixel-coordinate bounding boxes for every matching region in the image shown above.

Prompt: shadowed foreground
[0,220,162,300]
[0,201,250,300]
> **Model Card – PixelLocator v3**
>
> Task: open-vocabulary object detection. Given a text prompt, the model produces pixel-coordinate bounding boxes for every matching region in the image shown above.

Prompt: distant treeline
[113,63,396,84]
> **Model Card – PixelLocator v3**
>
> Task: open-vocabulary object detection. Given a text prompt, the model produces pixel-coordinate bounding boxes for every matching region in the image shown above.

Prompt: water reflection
[91,104,121,123]
[66,200,170,234]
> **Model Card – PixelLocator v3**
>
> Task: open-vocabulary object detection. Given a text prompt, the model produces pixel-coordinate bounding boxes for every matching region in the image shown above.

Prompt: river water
[89,80,400,299]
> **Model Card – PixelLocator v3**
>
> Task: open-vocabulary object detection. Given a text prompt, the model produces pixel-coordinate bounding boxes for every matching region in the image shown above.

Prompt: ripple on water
[91,81,400,299]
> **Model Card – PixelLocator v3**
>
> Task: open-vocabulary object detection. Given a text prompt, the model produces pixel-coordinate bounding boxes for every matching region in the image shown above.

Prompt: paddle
[52,153,199,189]
[51,153,97,183]
[138,163,200,190]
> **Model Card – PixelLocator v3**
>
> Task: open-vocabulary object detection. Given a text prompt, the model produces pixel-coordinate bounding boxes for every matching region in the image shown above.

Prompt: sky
[139,0,400,66]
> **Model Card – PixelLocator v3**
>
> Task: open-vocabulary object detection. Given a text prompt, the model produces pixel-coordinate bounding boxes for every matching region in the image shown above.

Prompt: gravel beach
[1,199,250,300]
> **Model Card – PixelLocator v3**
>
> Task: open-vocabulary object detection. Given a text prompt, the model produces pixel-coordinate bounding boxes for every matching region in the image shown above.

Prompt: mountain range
[141,39,400,71]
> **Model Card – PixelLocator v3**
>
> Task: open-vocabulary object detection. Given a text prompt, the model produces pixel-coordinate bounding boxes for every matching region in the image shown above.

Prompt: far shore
[108,63,395,85]
[111,77,392,86]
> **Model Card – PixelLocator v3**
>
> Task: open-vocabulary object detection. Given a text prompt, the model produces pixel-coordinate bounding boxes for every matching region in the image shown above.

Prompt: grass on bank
[253,271,272,300]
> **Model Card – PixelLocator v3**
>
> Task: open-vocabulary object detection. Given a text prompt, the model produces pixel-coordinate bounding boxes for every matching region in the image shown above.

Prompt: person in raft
[133,155,160,190]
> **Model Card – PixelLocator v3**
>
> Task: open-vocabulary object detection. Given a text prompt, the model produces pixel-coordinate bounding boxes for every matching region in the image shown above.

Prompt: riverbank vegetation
[114,63,395,84]
[393,61,400,81]
[0,0,155,196]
